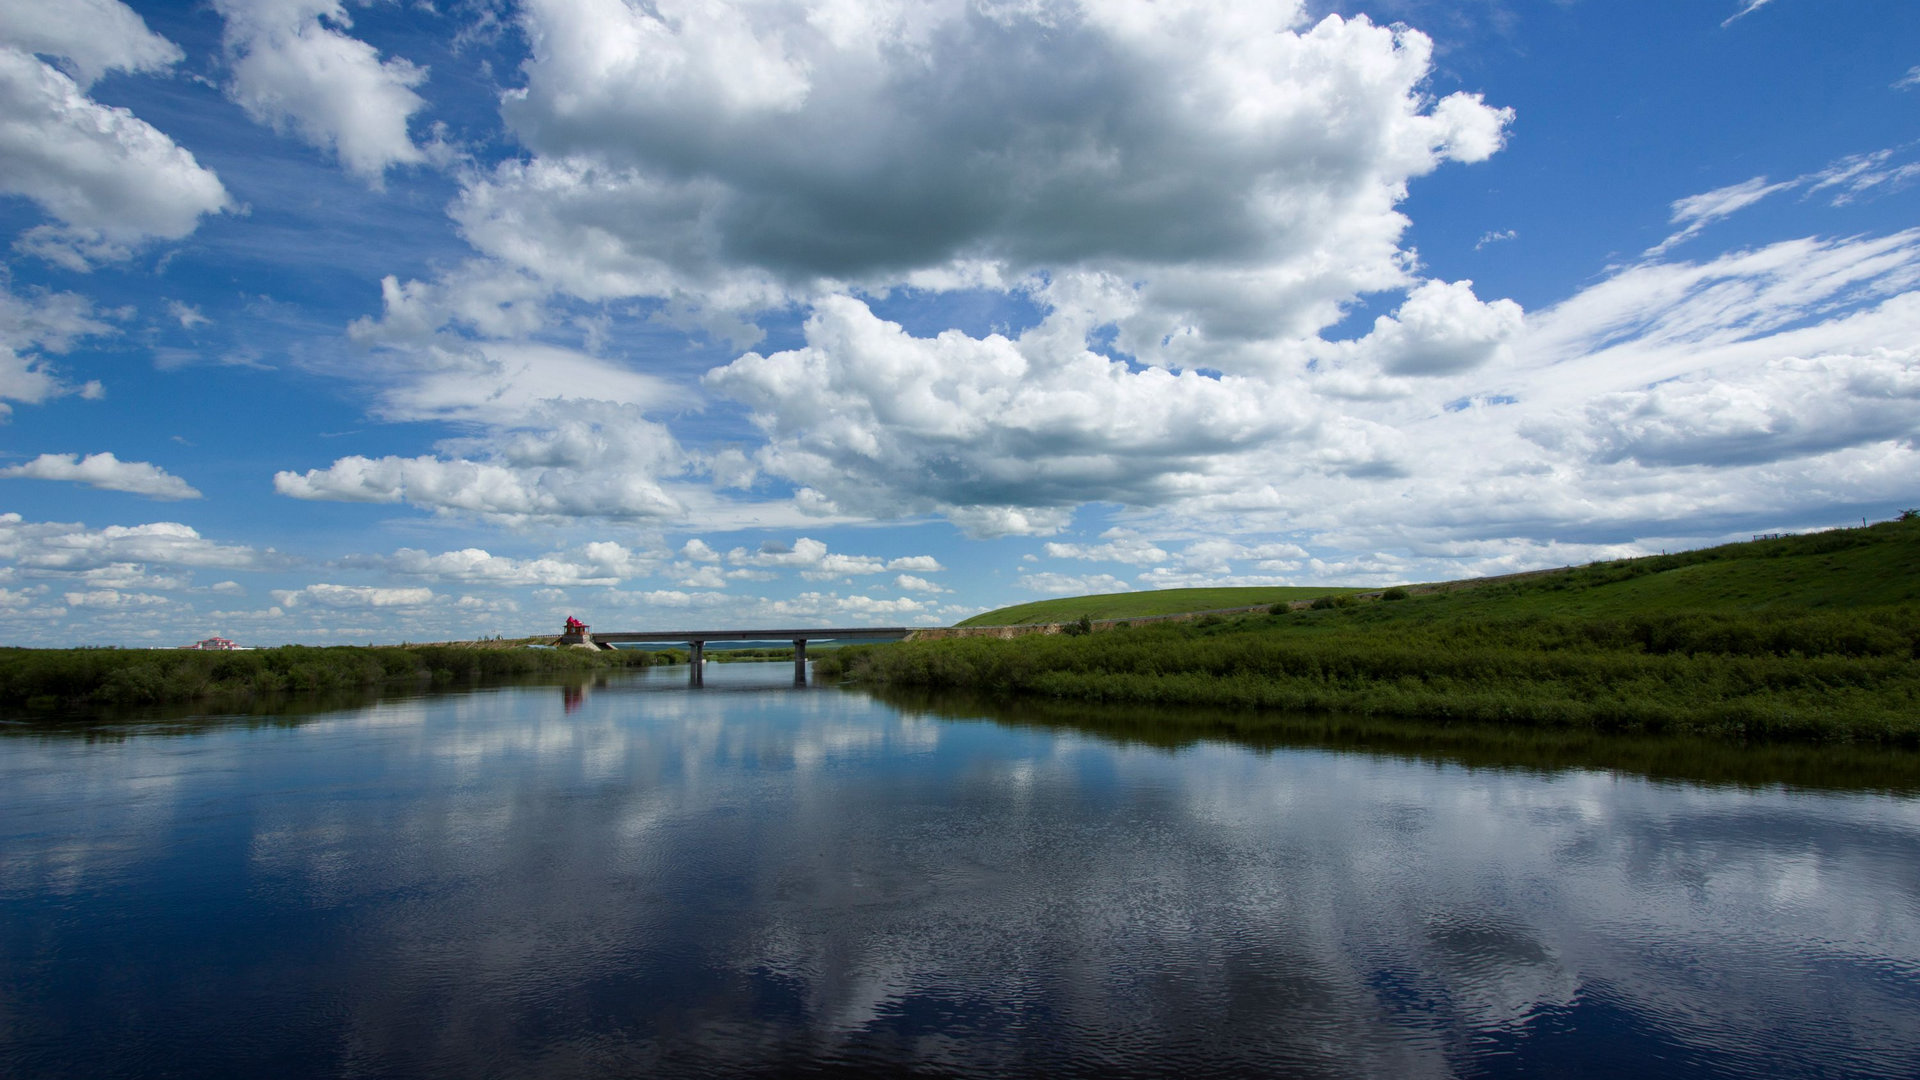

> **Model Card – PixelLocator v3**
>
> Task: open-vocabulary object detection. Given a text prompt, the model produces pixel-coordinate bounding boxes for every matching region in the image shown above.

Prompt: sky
[0,0,1916,647]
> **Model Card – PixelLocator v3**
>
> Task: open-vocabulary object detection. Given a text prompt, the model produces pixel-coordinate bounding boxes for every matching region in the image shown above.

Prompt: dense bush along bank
[820,609,1920,743]
[821,521,1920,745]
[0,644,677,709]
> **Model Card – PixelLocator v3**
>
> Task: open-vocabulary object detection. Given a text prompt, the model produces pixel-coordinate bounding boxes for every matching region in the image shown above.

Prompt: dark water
[2,664,1917,1079]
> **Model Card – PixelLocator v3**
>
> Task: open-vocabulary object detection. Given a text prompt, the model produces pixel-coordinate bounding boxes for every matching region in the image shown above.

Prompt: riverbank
[820,520,1920,745]
[0,643,678,711]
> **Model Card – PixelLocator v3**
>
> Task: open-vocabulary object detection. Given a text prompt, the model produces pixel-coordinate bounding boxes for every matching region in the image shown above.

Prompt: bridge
[557,621,915,685]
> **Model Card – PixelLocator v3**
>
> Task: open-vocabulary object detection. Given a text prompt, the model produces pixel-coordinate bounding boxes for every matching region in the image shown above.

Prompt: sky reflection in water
[2,663,1917,1078]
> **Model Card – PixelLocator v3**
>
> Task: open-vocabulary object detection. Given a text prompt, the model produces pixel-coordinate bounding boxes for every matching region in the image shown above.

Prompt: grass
[820,519,1920,745]
[706,647,797,662]
[955,586,1363,626]
[0,643,682,711]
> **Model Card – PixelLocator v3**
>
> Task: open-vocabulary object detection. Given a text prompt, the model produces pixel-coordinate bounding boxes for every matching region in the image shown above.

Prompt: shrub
[0,642,649,709]
[822,607,1920,745]
[1381,587,1410,601]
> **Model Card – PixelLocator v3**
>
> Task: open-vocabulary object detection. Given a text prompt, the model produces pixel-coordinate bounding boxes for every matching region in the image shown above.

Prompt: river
[2,662,1916,1078]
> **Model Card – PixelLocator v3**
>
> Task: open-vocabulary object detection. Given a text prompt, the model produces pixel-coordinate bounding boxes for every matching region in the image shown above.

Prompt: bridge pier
[793,638,807,685]
[689,640,704,687]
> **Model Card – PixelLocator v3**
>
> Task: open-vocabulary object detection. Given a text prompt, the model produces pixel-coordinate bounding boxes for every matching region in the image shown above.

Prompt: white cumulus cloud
[1016,571,1132,596]
[314,0,1532,544]
[1551,349,1920,468]
[1044,536,1172,566]
[722,537,940,580]
[1176,229,1920,555]
[214,0,430,183]
[370,541,658,587]
[272,583,436,608]
[186,0,1920,596]
[0,46,231,268]
[274,451,684,521]
[706,294,1309,534]
[1,452,201,499]
[0,514,273,573]
[1345,279,1525,376]
[63,588,170,608]
[275,401,690,522]
[0,0,181,87]
[886,555,944,572]
[459,0,1509,354]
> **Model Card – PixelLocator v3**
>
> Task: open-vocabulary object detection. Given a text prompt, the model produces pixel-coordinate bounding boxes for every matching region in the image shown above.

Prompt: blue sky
[1,0,1916,646]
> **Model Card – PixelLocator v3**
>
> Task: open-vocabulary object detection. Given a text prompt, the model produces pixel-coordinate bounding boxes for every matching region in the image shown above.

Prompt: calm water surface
[2,662,1917,1078]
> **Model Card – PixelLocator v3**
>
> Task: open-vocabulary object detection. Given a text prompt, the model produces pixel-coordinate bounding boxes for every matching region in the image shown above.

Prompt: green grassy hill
[1419,522,1920,618]
[822,519,1920,744]
[956,586,1361,626]
[961,520,1920,628]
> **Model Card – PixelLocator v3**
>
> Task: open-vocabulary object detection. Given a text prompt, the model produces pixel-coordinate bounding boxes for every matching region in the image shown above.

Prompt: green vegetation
[956,586,1362,626]
[706,647,797,662]
[0,643,680,711]
[820,519,1920,744]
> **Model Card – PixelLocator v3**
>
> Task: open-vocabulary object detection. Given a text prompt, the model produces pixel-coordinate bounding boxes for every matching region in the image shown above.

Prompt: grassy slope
[823,520,1920,744]
[956,586,1361,626]
[1425,526,1920,618]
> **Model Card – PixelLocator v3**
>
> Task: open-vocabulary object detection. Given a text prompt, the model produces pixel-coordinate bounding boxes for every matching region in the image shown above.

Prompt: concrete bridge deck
[558,625,915,685]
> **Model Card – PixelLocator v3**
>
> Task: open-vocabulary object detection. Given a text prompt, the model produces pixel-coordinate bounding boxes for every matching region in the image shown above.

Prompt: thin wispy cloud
[1646,176,1796,256]
[1645,147,1920,255]
[1721,0,1774,28]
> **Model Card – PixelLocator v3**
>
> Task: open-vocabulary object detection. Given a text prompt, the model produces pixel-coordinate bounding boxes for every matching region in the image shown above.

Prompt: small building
[183,636,246,650]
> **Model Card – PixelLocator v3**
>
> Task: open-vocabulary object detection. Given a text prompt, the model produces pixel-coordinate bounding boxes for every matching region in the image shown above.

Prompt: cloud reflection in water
[1,663,1916,1078]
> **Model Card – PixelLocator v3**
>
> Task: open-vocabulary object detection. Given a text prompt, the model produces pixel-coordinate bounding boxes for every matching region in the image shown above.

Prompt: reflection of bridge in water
[558,624,916,685]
